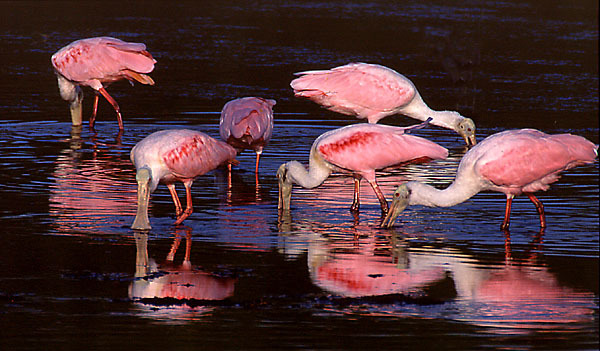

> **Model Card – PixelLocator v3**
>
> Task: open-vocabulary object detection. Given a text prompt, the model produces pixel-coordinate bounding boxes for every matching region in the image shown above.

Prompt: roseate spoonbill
[219,97,276,174]
[51,36,156,130]
[277,120,448,215]
[381,129,598,229]
[290,62,476,146]
[131,129,237,230]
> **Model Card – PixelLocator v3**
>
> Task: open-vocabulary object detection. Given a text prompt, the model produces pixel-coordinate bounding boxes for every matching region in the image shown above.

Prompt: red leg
[174,181,194,225]
[501,195,514,230]
[351,177,360,212]
[98,87,123,130]
[166,234,182,262]
[526,193,546,228]
[366,178,388,216]
[167,183,183,217]
[255,151,261,174]
[90,93,99,129]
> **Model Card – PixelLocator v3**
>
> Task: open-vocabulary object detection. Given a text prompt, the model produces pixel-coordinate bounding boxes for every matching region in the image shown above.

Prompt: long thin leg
[351,177,361,212]
[255,151,261,174]
[166,234,182,262]
[98,87,124,130]
[366,178,388,216]
[167,183,183,217]
[90,93,99,129]
[174,181,194,225]
[526,193,546,228]
[501,195,514,230]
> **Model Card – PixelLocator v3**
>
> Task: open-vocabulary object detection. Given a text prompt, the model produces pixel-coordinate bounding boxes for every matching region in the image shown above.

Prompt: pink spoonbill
[219,97,276,174]
[381,129,598,229]
[277,120,448,216]
[290,62,476,146]
[51,36,156,130]
[131,129,237,230]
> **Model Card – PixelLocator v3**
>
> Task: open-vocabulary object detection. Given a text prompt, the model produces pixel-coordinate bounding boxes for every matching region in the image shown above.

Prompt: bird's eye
[395,192,400,197]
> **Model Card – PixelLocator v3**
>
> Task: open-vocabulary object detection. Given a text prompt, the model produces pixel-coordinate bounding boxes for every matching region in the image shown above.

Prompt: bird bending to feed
[51,36,156,130]
[219,97,276,174]
[277,120,448,216]
[381,129,598,229]
[131,129,237,230]
[290,62,476,146]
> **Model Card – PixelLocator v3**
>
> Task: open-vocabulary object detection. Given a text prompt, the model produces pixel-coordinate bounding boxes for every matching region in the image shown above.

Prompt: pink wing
[51,37,156,85]
[317,124,448,177]
[476,129,597,193]
[161,131,237,179]
[219,97,275,141]
[291,62,415,118]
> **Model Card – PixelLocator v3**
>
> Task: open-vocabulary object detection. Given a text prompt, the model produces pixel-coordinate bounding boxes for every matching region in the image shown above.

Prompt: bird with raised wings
[291,62,476,146]
[51,36,156,130]
[381,129,598,229]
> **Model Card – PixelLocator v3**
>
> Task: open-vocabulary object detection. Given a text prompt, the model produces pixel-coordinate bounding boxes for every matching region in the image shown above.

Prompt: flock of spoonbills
[51,36,598,231]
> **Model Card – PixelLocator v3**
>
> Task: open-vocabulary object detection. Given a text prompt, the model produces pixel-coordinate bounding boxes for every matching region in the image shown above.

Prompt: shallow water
[0,1,598,350]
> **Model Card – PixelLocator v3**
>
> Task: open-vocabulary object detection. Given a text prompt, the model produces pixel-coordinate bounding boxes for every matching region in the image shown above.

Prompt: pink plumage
[382,128,598,229]
[277,121,448,215]
[291,62,477,146]
[131,129,237,230]
[51,36,156,130]
[219,97,276,174]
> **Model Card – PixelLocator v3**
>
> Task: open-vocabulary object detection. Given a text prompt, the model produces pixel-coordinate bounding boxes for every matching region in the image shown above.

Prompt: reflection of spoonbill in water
[382,129,598,229]
[130,229,236,321]
[291,62,476,146]
[51,36,156,130]
[131,129,237,230]
[219,97,275,174]
[277,120,448,216]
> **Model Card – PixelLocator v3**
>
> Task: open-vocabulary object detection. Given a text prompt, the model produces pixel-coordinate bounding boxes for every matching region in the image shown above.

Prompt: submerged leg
[526,193,546,228]
[350,177,361,212]
[98,87,123,130]
[174,181,194,225]
[255,151,262,174]
[501,195,514,230]
[90,93,99,129]
[366,178,388,216]
[167,183,183,217]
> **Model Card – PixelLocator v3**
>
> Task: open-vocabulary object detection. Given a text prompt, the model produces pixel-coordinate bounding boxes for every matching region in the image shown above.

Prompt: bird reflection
[48,126,136,235]
[129,227,236,322]
[279,220,595,332]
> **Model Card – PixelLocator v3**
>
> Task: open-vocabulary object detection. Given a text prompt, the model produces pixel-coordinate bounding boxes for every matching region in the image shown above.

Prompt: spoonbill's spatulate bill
[219,97,276,174]
[381,129,598,229]
[51,36,156,130]
[291,62,476,146]
[131,129,237,230]
[277,120,448,216]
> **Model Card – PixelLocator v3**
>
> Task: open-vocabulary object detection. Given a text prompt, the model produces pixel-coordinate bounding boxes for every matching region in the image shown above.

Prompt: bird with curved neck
[291,62,476,146]
[131,129,237,230]
[381,129,598,229]
[51,36,156,130]
[277,120,448,215]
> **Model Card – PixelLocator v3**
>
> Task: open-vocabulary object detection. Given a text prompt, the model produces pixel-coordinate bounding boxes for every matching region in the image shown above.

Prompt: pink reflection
[307,232,446,297]
[297,223,595,332]
[49,128,137,234]
[129,228,236,322]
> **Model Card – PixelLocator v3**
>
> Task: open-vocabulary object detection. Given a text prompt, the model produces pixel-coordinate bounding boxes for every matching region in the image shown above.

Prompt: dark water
[0,1,598,350]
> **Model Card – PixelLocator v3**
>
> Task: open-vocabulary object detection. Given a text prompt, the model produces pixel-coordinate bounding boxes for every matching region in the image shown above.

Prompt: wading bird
[131,129,237,230]
[277,120,448,216]
[51,36,156,130]
[381,129,598,229]
[290,62,476,146]
[219,97,275,174]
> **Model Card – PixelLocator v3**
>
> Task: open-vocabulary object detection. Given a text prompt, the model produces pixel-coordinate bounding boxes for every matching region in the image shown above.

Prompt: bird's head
[277,163,293,211]
[132,167,153,230]
[380,184,411,228]
[457,118,477,146]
